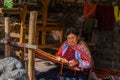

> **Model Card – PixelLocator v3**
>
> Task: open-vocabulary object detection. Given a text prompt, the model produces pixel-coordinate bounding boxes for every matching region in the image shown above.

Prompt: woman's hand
[56,56,68,64]
[56,56,62,61]
[69,59,79,67]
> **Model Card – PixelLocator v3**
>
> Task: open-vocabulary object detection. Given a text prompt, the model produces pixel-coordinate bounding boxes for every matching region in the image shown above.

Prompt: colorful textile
[114,6,120,22]
[55,41,92,69]
[101,76,120,80]
[83,0,96,42]
[83,0,96,18]
[83,18,95,42]
[84,18,95,34]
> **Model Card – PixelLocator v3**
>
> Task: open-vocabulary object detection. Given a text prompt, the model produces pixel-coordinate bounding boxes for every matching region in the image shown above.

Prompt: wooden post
[4,17,11,57]
[60,31,63,44]
[19,4,27,61]
[41,0,50,45]
[28,11,38,80]
[19,4,27,43]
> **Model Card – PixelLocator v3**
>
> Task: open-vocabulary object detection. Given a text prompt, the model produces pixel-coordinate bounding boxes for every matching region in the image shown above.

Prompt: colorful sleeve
[75,51,90,68]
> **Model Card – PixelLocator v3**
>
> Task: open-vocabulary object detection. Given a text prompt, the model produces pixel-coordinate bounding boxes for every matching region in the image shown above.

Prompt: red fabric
[95,5,114,31]
[62,47,75,61]
[55,46,76,61]
[83,0,96,18]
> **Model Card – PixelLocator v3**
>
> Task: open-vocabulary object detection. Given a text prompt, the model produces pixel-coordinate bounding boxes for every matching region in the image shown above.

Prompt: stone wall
[91,26,120,70]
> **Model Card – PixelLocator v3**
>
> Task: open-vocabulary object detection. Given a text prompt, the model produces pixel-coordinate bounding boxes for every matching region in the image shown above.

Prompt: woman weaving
[36,27,93,80]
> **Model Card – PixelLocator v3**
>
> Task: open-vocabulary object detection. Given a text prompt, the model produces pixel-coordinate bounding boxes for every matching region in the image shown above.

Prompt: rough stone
[0,57,28,80]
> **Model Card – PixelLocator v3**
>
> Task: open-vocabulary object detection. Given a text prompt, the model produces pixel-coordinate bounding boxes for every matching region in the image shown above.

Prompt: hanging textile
[83,0,96,42]
[114,0,120,22]
[95,5,114,31]
[114,6,120,22]
[83,18,95,42]
[83,0,96,18]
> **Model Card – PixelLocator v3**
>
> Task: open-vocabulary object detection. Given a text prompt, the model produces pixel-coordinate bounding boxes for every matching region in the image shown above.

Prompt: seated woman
[36,27,93,80]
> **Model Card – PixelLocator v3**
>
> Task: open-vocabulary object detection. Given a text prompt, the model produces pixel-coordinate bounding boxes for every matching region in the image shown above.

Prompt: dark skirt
[36,66,89,80]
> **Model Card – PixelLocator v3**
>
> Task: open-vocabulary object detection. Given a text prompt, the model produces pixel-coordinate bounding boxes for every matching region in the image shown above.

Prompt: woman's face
[67,33,79,46]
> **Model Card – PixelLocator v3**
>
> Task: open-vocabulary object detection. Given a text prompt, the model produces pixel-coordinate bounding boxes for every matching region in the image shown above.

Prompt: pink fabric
[72,44,92,64]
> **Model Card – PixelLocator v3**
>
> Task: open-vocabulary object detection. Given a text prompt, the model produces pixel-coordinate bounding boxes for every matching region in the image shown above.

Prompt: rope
[59,58,64,80]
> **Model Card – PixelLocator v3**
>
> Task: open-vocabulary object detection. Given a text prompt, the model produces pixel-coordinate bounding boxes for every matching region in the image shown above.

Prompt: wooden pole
[19,4,27,43]
[4,17,11,57]
[28,11,38,80]
[19,4,27,61]
[41,0,50,45]
[42,0,50,27]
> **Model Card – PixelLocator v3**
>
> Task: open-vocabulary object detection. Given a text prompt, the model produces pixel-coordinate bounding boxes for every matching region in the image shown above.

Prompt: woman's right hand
[56,56,68,64]
[56,56,61,61]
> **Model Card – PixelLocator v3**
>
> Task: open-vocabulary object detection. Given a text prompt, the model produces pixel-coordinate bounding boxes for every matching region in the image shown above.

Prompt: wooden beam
[4,17,11,57]
[19,4,27,43]
[19,4,27,61]
[38,44,60,49]
[42,0,50,27]
[41,0,50,45]
[0,8,26,14]
[37,20,64,27]
[10,32,28,39]
[28,11,38,80]
[0,39,37,49]
[37,27,66,31]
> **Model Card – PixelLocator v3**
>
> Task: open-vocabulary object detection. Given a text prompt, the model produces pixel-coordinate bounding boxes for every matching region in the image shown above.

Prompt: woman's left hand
[69,59,79,67]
